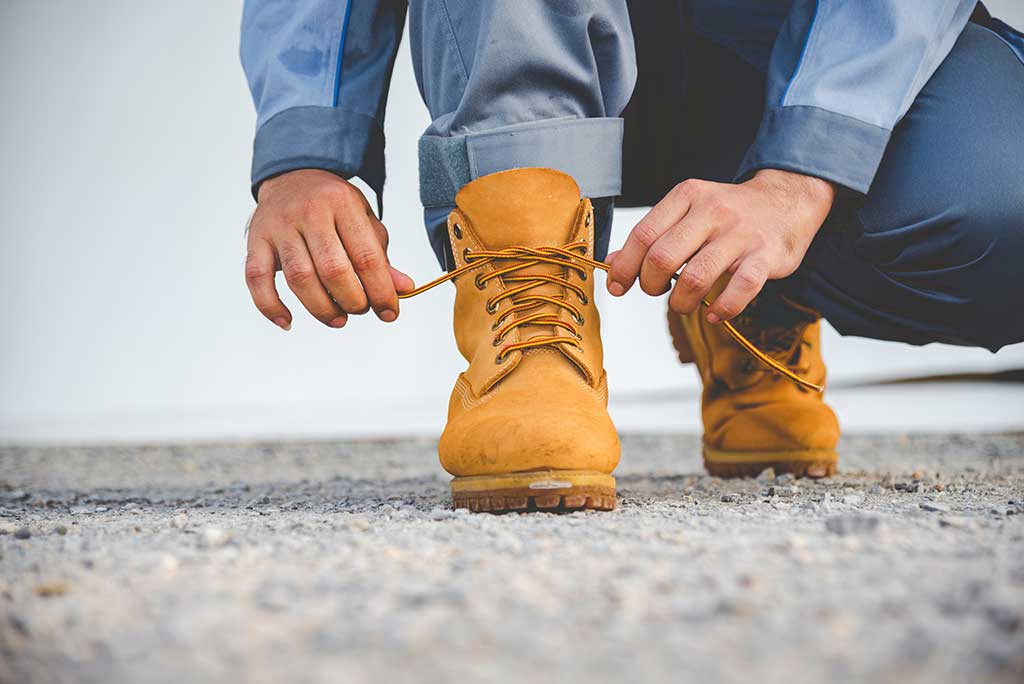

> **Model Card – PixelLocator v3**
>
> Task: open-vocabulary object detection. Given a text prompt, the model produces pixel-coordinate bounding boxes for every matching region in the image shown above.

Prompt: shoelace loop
[398,243,824,392]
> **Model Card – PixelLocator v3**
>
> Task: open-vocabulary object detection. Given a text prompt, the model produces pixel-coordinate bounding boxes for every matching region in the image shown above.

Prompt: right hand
[245,169,414,330]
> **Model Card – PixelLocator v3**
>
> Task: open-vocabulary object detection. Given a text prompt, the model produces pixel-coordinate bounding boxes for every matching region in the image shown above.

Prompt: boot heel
[667,309,695,364]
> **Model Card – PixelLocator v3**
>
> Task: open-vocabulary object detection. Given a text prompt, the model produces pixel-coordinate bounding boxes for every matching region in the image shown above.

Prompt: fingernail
[273,317,291,331]
[329,317,347,328]
[608,281,625,297]
[706,312,720,324]
[379,309,397,323]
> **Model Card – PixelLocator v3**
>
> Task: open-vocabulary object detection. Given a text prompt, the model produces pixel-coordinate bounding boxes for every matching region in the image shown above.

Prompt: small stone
[869,484,883,495]
[0,522,17,535]
[14,527,31,540]
[933,483,944,492]
[170,512,189,529]
[53,525,68,536]
[842,494,864,506]
[825,514,880,536]
[911,471,923,480]
[720,494,738,503]
[94,506,109,513]
[198,527,231,549]
[35,581,70,597]
[774,473,795,485]
[756,468,776,484]
[939,516,973,530]
[347,516,371,532]
[894,482,908,491]
[920,502,951,513]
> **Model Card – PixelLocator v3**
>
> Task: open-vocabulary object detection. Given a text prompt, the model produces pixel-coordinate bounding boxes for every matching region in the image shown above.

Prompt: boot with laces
[668,280,839,478]
[427,168,620,512]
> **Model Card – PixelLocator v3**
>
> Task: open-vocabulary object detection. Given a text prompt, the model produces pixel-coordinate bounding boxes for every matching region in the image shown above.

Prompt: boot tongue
[454,168,581,249]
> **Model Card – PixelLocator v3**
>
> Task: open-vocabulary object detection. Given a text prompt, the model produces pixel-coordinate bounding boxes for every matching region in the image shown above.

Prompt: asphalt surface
[1,433,1023,684]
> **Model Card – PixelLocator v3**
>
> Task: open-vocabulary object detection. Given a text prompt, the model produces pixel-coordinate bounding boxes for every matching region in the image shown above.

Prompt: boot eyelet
[578,294,589,305]
[463,248,472,261]
[495,352,507,364]
[585,212,592,227]
[486,301,498,314]
[572,312,585,325]
[492,336,502,347]
[580,271,588,281]
[452,223,463,240]
[475,274,486,290]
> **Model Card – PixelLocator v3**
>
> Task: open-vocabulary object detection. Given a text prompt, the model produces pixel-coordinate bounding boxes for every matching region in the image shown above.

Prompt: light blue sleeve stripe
[331,0,355,107]
[779,0,819,107]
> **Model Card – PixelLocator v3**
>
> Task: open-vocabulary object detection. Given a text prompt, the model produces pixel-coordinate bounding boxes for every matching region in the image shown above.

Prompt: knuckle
[351,247,383,272]
[647,245,678,273]
[734,266,764,290]
[716,300,742,319]
[319,257,352,282]
[673,178,702,198]
[677,265,708,293]
[285,265,318,286]
[632,222,661,249]
[244,257,270,284]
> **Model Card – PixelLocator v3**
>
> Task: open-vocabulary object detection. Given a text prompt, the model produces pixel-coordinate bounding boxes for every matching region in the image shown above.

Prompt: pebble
[825,514,880,536]
[94,506,109,513]
[14,526,31,540]
[720,494,738,503]
[170,512,189,529]
[53,525,68,536]
[920,502,951,513]
[774,473,795,485]
[0,522,17,535]
[756,468,776,484]
[198,527,232,549]
[34,581,70,597]
[869,484,884,495]
[842,494,864,506]
[939,516,973,530]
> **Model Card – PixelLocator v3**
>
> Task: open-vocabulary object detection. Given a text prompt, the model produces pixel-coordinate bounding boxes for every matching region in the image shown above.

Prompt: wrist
[750,168,836,213]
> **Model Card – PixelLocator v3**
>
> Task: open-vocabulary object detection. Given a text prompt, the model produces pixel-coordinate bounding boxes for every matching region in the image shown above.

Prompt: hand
[245,169,413,330]
[606,169,835,322]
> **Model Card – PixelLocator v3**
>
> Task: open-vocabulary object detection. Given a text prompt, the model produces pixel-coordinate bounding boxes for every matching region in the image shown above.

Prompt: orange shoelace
[398,242,824,392]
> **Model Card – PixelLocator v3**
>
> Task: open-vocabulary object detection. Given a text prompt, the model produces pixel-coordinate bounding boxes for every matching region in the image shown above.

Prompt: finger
[277,238,347,328]
[637,215,713,297]
[244,236,292,330]
[705,256,769,324]
[604,249,620,267]
[668,234,746,315]
[607,181,697,295]
[390,266,415,294]
[336,208,399,322]
[304,225,369,316]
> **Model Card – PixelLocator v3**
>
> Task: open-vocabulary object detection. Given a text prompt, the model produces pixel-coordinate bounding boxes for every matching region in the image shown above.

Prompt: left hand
[606,169,835,323]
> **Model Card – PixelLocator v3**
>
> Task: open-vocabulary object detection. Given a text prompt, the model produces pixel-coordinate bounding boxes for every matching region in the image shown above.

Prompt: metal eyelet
[572,312,585,325]
[475,274,486,290]
[486,301,498,314]
[492,336,502,347]
[452,223,463,240]
[462,248,472,261]
[495,352,507,364]
[580,271,588,281]
[578,293,589,305]
[585,212,592,227]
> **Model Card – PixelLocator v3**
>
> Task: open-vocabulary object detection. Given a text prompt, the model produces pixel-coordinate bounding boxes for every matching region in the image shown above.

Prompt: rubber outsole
[703,446,838,479]
[450,470,616,513]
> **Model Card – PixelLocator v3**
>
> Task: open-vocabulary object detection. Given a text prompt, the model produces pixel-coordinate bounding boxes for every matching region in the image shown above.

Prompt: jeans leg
[406,0,637,267]
[781,22,1024,352]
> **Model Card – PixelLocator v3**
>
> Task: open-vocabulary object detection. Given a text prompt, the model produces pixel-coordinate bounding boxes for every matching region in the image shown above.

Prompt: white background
[2,1,1022,444]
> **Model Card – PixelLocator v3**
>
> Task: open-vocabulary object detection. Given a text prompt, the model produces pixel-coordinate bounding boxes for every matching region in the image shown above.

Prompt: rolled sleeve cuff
[250,106,385,208]
[735,106,891,194]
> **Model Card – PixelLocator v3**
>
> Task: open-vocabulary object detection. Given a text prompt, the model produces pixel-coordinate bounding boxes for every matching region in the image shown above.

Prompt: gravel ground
[1,433,1023,684]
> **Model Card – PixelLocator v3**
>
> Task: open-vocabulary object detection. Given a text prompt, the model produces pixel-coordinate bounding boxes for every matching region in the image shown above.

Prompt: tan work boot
[668,282,839,478]
[437,168,620,512]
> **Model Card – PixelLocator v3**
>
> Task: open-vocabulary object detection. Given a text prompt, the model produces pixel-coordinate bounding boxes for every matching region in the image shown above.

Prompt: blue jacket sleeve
[241,0,406,203]
[736,0,976,193]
